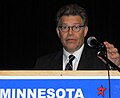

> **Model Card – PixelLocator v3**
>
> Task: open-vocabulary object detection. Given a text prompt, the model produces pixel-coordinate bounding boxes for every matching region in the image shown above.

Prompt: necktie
[65,55,75,70]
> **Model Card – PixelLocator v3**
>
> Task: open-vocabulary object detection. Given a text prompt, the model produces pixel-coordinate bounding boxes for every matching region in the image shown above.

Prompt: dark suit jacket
[34,44,107,70]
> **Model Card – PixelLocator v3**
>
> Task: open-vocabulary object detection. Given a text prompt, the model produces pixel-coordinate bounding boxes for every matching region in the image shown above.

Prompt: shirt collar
[63,44,85,61]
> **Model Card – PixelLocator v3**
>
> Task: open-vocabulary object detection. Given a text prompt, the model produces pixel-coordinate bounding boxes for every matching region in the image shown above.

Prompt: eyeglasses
[58,25,85,32]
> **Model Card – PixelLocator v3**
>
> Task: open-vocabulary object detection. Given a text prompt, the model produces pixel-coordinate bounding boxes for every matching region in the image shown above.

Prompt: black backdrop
[0,0,120,69]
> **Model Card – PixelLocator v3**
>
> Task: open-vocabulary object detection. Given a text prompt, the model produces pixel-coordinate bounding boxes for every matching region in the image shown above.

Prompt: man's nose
[68,27,74,35]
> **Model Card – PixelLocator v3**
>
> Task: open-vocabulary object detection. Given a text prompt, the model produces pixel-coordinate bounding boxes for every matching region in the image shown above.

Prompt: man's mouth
[66,39,76,42]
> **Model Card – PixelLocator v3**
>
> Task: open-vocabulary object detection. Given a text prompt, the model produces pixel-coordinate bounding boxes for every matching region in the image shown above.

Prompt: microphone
[87,36,120,72]
[87,36,105,50]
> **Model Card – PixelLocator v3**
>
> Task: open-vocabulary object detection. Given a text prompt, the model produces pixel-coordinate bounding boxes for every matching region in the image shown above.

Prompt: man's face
[57,15,88,53]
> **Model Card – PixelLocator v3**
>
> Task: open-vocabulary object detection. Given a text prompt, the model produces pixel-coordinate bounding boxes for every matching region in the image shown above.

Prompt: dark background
[0,0,120,69]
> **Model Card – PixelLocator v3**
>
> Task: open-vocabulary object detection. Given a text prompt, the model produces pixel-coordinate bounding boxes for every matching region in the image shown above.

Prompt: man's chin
[66,46,78,52]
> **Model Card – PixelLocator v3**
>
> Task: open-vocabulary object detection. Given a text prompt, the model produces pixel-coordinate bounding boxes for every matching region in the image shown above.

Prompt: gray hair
[56,3,88,26]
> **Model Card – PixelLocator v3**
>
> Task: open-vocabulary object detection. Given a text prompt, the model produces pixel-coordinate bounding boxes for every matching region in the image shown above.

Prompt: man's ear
[84,26,88,37]
[56,27,60,38]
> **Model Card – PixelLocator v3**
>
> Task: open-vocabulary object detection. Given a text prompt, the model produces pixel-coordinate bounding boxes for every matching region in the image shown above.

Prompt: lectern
[0,70,120,98]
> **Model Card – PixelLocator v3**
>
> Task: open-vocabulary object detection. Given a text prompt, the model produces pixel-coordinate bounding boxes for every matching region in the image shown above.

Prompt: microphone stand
[87,37,120,98]
[97,50,120,72]
[94,42,120,72]
[97,49,120,98]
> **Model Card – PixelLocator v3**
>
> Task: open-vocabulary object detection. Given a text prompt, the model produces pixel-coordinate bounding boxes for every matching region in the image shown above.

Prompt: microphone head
[87,36,97,47]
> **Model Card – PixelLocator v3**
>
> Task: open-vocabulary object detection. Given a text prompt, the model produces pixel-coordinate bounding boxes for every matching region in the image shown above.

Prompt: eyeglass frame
[58,25,85,32]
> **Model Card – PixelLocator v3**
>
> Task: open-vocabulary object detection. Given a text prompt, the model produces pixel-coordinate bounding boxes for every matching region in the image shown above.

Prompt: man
[34,3,120,70]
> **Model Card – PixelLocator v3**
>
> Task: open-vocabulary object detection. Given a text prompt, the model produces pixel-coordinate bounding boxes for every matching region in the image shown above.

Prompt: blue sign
[0,76,120,98]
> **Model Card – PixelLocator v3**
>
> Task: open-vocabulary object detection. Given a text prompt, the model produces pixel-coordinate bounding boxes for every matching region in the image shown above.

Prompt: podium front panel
[0,70,120,98]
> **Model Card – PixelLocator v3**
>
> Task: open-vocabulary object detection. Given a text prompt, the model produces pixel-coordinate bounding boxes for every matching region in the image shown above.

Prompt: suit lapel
[77,44,93,70]
[50,50,63,70]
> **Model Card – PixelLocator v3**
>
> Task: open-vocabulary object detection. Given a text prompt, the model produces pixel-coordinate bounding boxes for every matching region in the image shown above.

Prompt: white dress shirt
[63,44,84,70]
